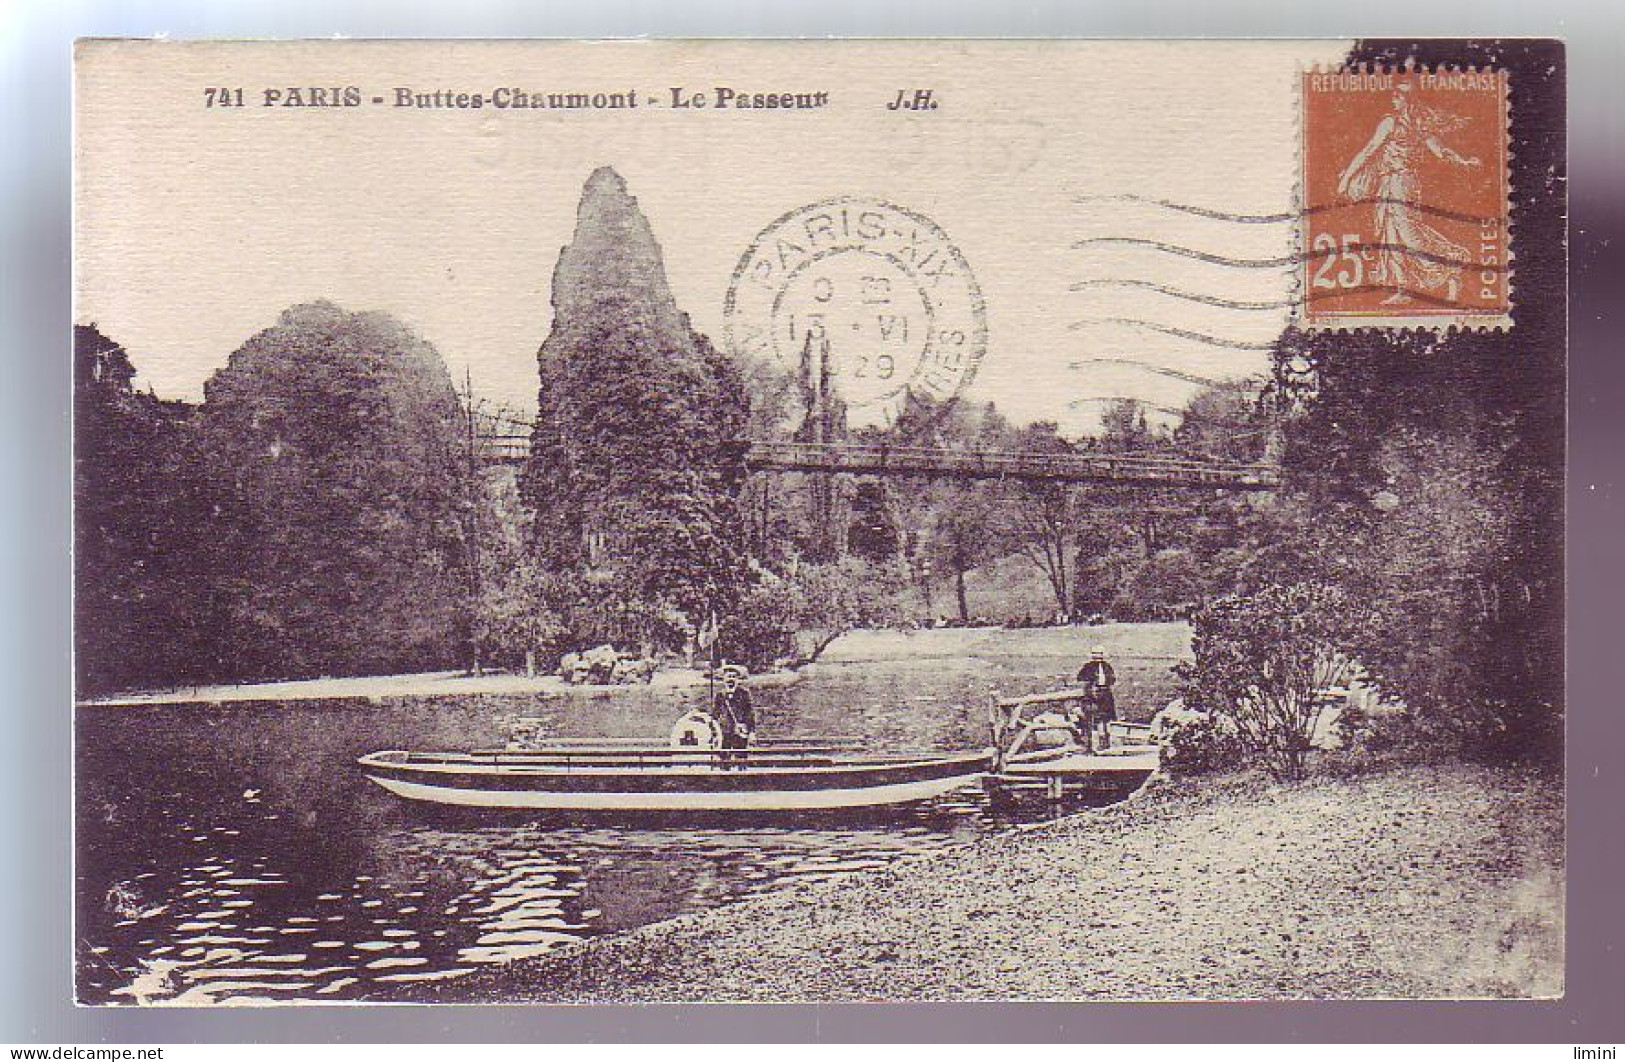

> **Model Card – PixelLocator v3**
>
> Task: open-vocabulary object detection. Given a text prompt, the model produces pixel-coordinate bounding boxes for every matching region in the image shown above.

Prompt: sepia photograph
[71,38,1565,1007]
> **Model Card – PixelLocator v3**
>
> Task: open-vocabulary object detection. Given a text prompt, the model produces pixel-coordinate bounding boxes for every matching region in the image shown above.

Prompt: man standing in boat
[1075,646,1117,750]
[713,663,756,759]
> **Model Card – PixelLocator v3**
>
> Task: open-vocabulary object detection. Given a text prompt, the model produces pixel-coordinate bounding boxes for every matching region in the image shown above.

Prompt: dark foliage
[521,168,750,654]
[1260,40,1565,758]
[1157,708,1244,777]
[74,326,214,695]
[193,302,473,680]
[1179,583,1373,780]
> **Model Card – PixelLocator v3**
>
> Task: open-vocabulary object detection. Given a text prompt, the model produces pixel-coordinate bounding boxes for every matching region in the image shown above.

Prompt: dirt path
[436,762,1562,1002]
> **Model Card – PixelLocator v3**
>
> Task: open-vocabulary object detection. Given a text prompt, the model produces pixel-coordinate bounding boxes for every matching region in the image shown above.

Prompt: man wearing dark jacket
[714,664,756,755]
[1075,646,1117,749]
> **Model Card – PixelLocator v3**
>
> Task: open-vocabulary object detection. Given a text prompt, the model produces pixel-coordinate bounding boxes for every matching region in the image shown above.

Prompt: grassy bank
[82,622,1188,709]
[427,760,1562,1002]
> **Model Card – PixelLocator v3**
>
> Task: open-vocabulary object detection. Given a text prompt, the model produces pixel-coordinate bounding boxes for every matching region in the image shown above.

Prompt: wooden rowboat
[357,743,993,813]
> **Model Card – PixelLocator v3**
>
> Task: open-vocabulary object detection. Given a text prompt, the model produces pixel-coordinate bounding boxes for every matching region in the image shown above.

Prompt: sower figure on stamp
[1336,82,1481,306]
[713,664,756,763]
[1075,647,1117,751]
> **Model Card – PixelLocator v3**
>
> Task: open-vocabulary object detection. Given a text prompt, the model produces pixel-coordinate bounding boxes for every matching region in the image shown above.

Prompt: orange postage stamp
[1301,67,1510,328]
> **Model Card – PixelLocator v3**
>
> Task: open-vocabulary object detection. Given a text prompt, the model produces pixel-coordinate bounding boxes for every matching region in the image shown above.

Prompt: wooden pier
[982,688,1161,807]
[984,745,1161,805]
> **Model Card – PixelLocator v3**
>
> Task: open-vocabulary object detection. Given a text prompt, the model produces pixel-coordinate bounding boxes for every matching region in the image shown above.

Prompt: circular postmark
[724,197,986,426]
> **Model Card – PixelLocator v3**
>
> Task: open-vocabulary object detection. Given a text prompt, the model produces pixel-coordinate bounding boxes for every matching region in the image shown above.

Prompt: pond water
[75,624,1187,1005]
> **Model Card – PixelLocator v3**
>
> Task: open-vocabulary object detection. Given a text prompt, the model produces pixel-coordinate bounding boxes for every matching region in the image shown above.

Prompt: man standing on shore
[1076,647,1117,750]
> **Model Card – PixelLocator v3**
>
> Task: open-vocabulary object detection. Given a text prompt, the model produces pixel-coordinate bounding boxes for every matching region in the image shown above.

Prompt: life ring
[1028,710,1078,748]
[670,710,724,750]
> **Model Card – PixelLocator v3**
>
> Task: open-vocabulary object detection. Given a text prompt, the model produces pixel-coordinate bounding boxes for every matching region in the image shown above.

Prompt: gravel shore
[431,761,1563,1002]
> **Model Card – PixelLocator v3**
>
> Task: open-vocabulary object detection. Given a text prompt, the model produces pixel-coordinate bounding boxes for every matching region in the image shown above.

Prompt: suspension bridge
[472,430,1280,491]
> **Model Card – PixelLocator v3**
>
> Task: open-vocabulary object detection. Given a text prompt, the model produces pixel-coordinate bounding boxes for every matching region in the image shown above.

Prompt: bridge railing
[742,439,1278,490]
[475,433,532,463]
[472,432,1278,489]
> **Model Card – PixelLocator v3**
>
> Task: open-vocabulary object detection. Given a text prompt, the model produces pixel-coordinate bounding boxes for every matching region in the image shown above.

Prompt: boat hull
[358,750,991,813]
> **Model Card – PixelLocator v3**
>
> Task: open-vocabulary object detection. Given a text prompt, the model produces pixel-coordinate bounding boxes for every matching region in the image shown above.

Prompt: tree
[1114,547,1209,621]
[780,557,907,664]
[474,559,568,673]
[1333,430,1537,752]
[932,487,1005,623]
[1267,318,1562,756]
[909,401,1014,622]
[737,354,802,564]
[1099,397,1153,451]
[74,325,215,694]
[194,302,472,680]
[1006,421,1079,620]
[467,467,567,671]
[1180,583,1372,780]
[1173,383,1272,464]
[1070,508,1135,619]
[522,168,750,654]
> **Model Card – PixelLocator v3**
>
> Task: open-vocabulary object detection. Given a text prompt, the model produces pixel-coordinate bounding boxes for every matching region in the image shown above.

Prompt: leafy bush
[75,326,217,695]
[1179,582,1373,780]
[722,574,797,670]
[1154,702,1243,775]
[472,560,568,671]
[1112,548,1209,622]
[1330,702,1424,758]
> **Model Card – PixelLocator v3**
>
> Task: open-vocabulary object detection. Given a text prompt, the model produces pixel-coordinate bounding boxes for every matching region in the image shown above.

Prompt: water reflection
[76,625,1186,1004]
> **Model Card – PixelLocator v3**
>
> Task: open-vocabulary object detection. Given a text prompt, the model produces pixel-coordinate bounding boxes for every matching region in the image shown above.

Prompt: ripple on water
[83,650,1097,1004]
[176,935,269,949]
[316,977,360,995]
[374,968,473,983]
[365,957,427,970]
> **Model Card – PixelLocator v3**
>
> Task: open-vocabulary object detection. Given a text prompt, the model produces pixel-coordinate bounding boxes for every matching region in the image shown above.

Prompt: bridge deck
[742,440,1277,490]
[475,435,1278,490]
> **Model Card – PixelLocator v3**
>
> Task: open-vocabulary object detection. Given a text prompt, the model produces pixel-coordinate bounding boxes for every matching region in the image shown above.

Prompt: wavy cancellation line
[1069,279,1297,311]
[1069,279,1484,312]
[1062,396,1266,435]
[1067,318,1279,352]
[1071,236,1511,275]
[1065,358,1265,391]
[1072,193,1499,228]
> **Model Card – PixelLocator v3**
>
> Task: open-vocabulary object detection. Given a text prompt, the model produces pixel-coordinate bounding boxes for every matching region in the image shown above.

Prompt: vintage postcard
[73,39,1565,1005]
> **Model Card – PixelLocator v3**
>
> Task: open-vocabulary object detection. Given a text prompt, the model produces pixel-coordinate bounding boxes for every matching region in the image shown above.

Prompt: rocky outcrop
[521,167,750,653]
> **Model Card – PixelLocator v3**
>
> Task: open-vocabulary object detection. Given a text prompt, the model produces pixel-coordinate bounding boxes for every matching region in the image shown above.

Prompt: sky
[75,39,1350,433]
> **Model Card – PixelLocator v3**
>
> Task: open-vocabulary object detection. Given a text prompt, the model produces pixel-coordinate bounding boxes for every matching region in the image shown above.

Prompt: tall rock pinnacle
[549,165,685,344]
[524,166,749,573]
